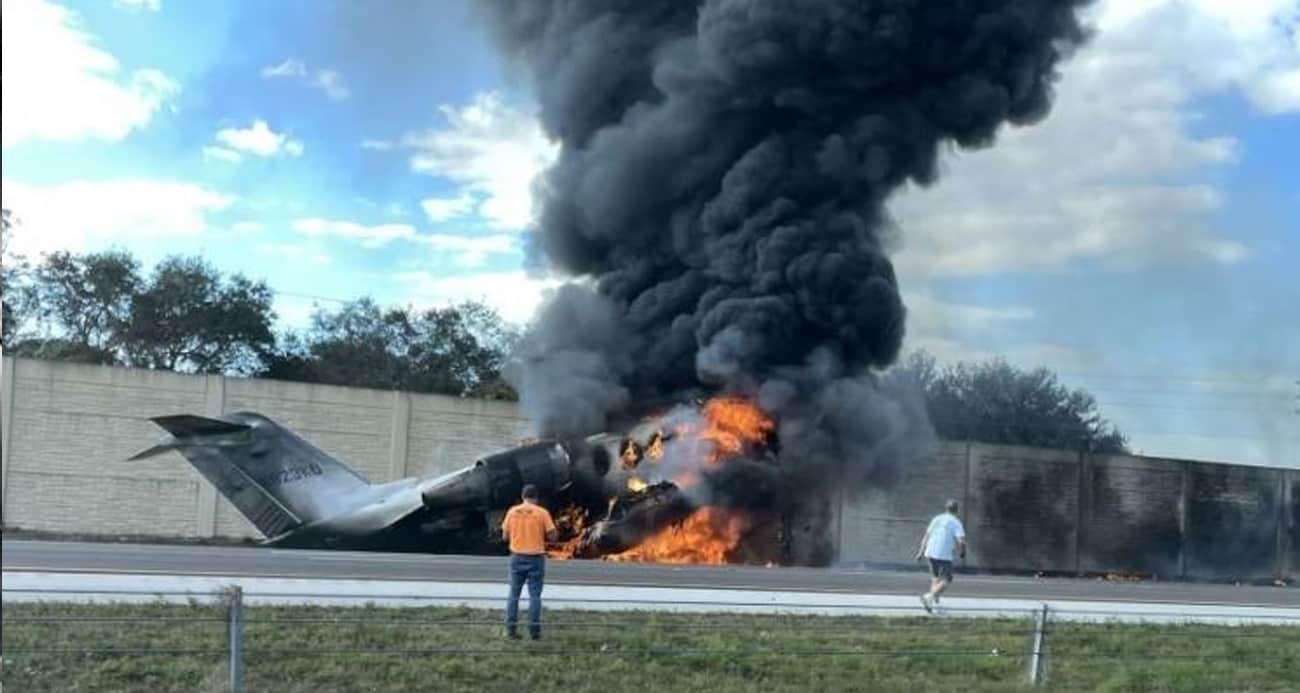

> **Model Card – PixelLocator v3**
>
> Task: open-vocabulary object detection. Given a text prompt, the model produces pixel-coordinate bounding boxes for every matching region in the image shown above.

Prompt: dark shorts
[928,558,954,581]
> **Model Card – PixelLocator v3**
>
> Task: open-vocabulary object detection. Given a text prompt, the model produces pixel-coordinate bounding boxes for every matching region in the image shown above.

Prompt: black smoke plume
[487,0,1090,514]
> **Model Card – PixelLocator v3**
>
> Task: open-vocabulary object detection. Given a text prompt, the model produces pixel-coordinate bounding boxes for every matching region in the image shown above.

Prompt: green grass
[1,601,1296,692]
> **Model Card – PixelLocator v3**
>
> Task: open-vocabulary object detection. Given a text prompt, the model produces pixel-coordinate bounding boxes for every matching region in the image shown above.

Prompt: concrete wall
[2,356,1294,580]
[0,357,530,539]
[839,441,1297,581]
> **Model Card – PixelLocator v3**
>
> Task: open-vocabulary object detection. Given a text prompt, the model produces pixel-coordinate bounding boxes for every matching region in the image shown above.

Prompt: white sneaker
[919,594,934,613]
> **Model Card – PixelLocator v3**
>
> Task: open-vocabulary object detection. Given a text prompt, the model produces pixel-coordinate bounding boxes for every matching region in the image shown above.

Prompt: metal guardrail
[2,585,1296,690]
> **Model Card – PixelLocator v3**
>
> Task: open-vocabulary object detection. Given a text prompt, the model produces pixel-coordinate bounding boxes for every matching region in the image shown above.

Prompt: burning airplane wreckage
[138,0,1093,565]
[134,397,788,563]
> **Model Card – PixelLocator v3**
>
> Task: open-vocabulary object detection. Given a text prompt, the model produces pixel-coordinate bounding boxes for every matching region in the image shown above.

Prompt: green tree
[893,350,1128,453]
[121,256,276,375]
[265,298,519,398]
[2,208,23,347]
[20,250,141,357]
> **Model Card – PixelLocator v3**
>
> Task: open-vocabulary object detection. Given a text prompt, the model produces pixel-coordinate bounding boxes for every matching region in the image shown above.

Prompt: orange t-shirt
[501,501,556,555]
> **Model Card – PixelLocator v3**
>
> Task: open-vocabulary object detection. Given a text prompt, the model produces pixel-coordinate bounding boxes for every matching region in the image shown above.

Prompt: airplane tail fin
[132,413,370,541]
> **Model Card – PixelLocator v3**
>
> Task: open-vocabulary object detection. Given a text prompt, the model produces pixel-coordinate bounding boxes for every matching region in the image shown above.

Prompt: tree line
[2,210,1126,450]
[1,212,518,399]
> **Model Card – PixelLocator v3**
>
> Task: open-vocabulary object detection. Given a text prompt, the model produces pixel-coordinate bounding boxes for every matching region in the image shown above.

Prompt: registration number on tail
[261,463,323,488]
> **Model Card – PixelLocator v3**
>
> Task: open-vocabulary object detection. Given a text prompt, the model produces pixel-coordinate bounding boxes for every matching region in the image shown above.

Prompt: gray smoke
[491,0,1090,501]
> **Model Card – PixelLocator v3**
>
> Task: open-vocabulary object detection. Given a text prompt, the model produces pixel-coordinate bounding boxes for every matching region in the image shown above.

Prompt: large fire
[547,396,776,564]
[606,507,752,564]
[699,396,776,463]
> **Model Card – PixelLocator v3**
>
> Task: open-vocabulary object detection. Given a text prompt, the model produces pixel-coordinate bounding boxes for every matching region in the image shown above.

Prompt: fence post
[227,586,244,693]
[1027,603,1048,687]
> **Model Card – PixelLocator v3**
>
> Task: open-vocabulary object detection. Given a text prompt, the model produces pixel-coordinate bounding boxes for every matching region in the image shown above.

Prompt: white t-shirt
[923,512,966,561]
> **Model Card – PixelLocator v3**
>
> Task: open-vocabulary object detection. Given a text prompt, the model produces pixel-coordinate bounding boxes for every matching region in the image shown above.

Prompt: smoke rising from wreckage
[486,0,1093,563]
[135,0,1096,565]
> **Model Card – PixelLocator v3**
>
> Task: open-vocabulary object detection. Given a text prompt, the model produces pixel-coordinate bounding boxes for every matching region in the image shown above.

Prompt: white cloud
[212,120,303,159]
[291,218,416,248]
[403,91,558,231]
[202,145,243,163]
[361,139,395,151]
[890,0,1297,277]
[897,292,1092,370]
[1,178,233,257]
[2,0,179,148]
[230,221,263,234]
[272,293,322,329]
[904,292,1035,332]
[111,0,160,11]
[394,270,564,324]
[423,234,519,267]
[288,216,517,265]
[311,69,350,101]
[1249,66,1300,113]
[420,193,478,222]
[260,59,307,79]
[261,58,350,101]
[255,241,332,266]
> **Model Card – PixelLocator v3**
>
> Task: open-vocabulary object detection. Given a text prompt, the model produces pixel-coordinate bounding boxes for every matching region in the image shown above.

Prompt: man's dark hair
[945,499,959,513]
[522,484,539,501]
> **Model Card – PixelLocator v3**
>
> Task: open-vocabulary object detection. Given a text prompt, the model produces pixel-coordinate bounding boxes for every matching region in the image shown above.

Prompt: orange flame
[606,507,752,564]
[645,432,665,461]
[550,396,774,564]
[700,396,774,464]
[546,505,589,559]
[620,440,640,469]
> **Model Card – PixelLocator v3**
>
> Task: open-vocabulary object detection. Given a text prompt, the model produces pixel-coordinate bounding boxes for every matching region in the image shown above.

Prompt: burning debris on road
[480,0,1092,565]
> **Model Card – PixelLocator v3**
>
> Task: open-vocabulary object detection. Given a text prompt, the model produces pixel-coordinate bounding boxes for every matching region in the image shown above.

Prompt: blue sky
[2,0,1297,467]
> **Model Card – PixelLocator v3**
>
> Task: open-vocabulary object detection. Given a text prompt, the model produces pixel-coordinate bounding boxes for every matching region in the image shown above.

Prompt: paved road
[4,540,1296,607]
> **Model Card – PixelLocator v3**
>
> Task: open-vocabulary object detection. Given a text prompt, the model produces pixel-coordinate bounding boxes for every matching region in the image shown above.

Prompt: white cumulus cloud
[1,178,233,258]
[260,58,350,101]
[289,217,518,266]
[404,92,558,231]
[420,193,478,222]
[890,0,1297,278]
[394,270,564,324]
[207,120,303,161]
[423,234,519,267]
[111,0,160,11]
[2,0,179,148]
[291,218,417,248]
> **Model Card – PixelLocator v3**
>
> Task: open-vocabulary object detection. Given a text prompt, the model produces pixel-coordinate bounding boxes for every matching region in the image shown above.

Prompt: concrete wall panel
[3,358,209,535]
[1184,462,1282,580]
[839,442,968,565]
[407,394,530,478]
[967,444,1080,572]
[1079,454,1185,578]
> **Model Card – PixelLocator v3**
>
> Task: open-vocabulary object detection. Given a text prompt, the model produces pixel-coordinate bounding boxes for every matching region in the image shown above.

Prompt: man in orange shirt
[501,484,557,640]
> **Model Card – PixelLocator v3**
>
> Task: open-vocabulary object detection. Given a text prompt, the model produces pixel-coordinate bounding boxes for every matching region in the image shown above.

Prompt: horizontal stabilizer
[150,415,250,437]
[128,444,176,461]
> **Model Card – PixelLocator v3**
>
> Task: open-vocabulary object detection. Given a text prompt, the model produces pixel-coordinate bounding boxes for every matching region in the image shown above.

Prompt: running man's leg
[932,561,954,601]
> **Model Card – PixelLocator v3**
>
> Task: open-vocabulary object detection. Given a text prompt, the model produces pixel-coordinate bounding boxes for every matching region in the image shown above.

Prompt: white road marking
[4,571,1297,625]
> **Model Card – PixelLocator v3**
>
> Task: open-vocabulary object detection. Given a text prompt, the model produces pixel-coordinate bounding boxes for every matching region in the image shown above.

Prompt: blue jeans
[505,554,545,634]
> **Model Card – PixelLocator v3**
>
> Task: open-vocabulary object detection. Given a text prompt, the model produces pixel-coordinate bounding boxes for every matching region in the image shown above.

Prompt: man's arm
[544,511,558,543]
[915,530,930,561]
[500,510,512,541]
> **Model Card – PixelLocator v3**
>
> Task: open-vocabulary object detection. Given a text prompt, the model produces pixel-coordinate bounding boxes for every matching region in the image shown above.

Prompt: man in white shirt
[915,499,966,613]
